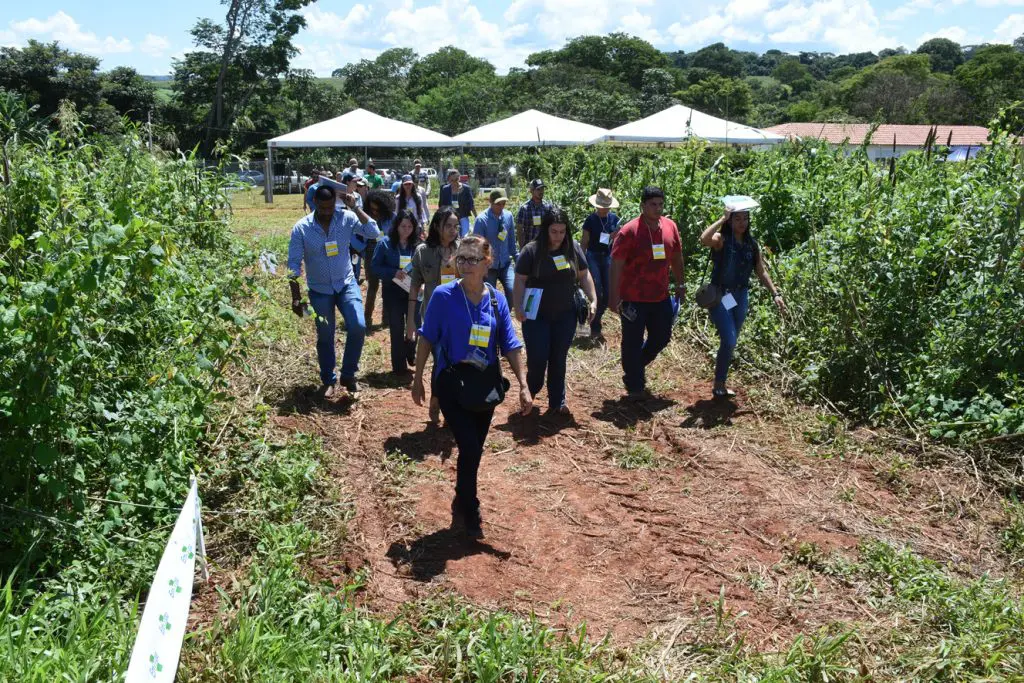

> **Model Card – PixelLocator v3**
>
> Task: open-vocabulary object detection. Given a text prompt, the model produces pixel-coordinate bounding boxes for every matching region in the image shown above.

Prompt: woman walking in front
[578,188,620,341]
[412,235,532,539]
[699,209,786,398]
[396,174,430,233]
[407,208,461,423]
[512,207,597,415]
[371,210,422,374]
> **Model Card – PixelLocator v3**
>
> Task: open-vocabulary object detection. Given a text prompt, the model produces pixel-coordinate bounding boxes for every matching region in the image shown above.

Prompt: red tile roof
[765,123,990,147]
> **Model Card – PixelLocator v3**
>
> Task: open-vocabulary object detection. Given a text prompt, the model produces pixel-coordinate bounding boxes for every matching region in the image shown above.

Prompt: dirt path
[261,302,1010,649]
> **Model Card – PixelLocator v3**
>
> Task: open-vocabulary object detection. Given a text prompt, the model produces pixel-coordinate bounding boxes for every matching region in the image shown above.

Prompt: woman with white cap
[396,174,430,232]
[579,188,621,341]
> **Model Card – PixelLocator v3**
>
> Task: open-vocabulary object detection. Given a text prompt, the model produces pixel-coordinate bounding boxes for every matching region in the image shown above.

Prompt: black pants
[437,390,494,516]
[383,285,419,373]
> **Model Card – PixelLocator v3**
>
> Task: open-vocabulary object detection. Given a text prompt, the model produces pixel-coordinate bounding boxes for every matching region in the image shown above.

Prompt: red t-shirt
[611,216,681,302]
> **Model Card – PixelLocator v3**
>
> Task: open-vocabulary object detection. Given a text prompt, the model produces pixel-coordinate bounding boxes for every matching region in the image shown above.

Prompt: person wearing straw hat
[472,189,518,297]
[579,188,621,341]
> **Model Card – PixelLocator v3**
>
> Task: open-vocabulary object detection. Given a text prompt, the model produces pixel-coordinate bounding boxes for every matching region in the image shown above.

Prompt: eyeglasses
[456,255,483,266]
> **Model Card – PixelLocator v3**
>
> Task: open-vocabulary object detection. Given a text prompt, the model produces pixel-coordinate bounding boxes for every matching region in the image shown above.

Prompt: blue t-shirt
[304,182,320,213]
[581,211,620,253]
[418,281,522,377]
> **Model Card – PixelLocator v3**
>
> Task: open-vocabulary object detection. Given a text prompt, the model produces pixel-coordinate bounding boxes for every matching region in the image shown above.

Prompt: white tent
[453,109,608,147]
[267,108,455,148]
[596,105,784,146]
[263,108,455,201]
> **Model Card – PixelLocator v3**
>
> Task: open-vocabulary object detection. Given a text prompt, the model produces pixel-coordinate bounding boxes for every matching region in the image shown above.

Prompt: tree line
[2,0,1023,160]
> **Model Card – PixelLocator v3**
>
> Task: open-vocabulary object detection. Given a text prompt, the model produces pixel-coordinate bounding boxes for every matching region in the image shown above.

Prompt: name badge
[399,255,412,270]
[599,232,611,245]
[552,254,570,270]
[469,323,491,348]
[532,215,541,227]
[441,274,456,285]
[721,292,737,311]
[652,243,666,260]
[452,200,460,210]
[498,229,507,241]
[325,240,339,257]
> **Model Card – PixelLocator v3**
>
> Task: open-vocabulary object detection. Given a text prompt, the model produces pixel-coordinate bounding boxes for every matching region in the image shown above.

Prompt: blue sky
[1,0,1021,76]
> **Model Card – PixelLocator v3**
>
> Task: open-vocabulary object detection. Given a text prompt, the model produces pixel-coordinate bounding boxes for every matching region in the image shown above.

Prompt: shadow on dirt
[275,383,356,416]
[591,396,676,429]
[362,370,413,390]
[680,398,737,429]
[494,408,579,446]
[382,423,455,462]
[386,528,511,582]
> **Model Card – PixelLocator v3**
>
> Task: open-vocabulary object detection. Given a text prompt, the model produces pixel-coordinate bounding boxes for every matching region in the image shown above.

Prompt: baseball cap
[401,174,414,184]
[489,189,508,204]
[355,176,368,186]
[341,172,356,183]
[529,179,545,190]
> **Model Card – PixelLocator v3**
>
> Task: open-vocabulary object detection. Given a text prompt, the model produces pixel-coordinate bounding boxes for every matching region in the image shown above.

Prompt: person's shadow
[382,423,455,462]
[493,409,579,446]
[592,396,675,429]
[362,370,413,390]
[386,528,511,582]
[681,398,737,429]
[275,383,356,416]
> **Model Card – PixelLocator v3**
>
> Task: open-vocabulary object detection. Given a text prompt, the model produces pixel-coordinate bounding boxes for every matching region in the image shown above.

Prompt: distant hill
[143,75,174,82]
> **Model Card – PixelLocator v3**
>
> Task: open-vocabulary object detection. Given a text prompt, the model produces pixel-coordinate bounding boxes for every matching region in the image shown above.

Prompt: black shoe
[340,377,359,394]
[465,509,484,540]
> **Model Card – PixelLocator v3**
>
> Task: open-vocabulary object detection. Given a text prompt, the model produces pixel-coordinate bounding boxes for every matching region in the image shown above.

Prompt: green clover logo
[158,612,171,635]
[168,578,182,597]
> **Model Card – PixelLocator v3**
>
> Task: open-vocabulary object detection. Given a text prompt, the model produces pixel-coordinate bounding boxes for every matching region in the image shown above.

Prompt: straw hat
[589,188,619,209]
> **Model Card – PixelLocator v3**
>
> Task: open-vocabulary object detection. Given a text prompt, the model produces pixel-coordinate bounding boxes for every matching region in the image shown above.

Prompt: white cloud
[616,10,663,45]
[761,0,896,53]
[8,11,132,54]
[976,0,1024,5]
[301,5,372,36]
[503,0,662,48]
[139,34,169,57]
[883,0,934,22]
[994,13,1024,41]
[914,26,985,46]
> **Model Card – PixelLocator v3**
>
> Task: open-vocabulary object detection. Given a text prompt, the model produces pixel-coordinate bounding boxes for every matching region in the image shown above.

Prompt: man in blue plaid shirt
[515,178,552,246]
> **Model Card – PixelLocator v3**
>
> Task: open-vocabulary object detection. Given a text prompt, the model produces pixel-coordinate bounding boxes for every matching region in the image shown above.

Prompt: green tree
[526,33,668,90]
[954,45,1024,123]
[691,43,745,78]
[915,37,964,74]
[281,69,352,131]
[100,67,157,122]
[677,74,752,121]
[772,58,812,86]
[639,68,677,112]
[413,70,504,136]
[840,54,933,122]
[0,41,102,122]
[188,0,315,153]
[407,47,494,100]
[334,47,417,119]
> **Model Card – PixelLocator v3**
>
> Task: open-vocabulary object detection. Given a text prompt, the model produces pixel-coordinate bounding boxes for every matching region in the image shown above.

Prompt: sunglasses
[456,255,483,266]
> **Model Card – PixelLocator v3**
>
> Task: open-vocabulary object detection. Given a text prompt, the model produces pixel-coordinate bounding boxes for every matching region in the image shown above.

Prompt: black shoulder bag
[436,284,511,412]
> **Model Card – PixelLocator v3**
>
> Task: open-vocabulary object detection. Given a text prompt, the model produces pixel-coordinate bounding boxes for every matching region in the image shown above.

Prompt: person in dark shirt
[438,169,476,237]
[512,206,597,414]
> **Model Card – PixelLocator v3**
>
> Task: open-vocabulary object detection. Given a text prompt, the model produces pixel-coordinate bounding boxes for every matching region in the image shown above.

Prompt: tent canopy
[597,105,784,146]
[453,109,608,147]
[268,108,455,148]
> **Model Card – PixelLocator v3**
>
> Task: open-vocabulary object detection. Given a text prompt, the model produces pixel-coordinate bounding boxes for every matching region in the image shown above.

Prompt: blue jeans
[586,250,610,335]
[383,285,420,373]
[708,288,749,384]
[619,298,674,393]
[485,262,515,297]
[521,309,577,410]
[308,279,366,385]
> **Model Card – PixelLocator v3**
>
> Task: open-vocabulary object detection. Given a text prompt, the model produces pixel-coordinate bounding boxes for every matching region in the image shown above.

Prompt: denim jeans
[619,298,674,393]
[485,262,515,298]
[382,285,420,373]
[708,288,750,384]
[521,308,577,410]
[364,240,380,325]
[308,279,366,385]
[437,391,494,519]
[586,249,610,335]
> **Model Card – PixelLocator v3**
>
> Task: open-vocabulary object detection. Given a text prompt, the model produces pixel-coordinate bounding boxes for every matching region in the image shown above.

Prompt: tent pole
[265,143,273,204]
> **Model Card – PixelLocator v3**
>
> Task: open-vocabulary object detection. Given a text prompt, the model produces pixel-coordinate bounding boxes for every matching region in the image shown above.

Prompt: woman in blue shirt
[578,188,620,341]
[371,210,422,374]
[412,235,532,539]
[699,209,786,399]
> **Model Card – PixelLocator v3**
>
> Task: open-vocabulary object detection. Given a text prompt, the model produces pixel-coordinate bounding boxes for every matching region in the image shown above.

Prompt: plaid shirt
[516,199,553,244]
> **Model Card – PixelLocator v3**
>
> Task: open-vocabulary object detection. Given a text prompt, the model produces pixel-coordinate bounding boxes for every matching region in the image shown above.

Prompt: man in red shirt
[608,186,686,397]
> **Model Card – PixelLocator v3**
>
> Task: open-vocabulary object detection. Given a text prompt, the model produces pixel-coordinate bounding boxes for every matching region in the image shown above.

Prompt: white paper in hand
[722,195,760,212]
[523,288,543,320]
[392,272,412,292]
[721,292,737,310]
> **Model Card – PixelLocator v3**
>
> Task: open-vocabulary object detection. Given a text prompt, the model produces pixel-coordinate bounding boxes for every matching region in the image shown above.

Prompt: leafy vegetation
[504,130,1024,444]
